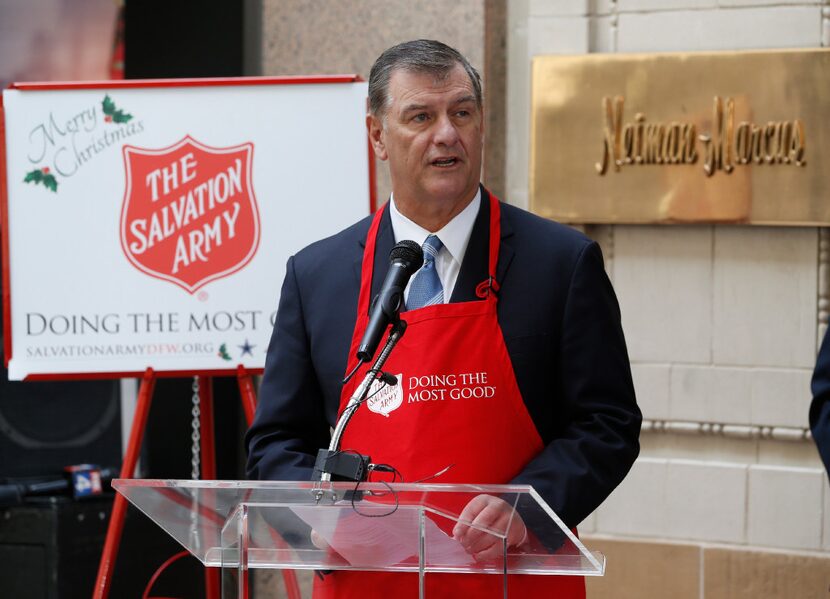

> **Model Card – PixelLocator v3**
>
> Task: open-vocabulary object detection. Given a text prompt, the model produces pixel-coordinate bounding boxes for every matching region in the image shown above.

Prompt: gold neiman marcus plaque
[530,49,830,225]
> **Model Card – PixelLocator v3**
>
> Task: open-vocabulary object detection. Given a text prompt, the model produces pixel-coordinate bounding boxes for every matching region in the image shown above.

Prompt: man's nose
[432,114,460,146]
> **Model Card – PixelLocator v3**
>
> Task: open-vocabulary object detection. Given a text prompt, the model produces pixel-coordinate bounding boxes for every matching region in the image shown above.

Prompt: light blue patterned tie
[407,235,444,309]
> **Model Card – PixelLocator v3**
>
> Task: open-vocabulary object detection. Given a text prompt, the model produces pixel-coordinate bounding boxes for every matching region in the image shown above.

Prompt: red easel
[92,366,301,599]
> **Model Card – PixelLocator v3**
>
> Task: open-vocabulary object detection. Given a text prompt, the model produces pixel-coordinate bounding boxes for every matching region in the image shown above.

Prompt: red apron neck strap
[486,191,501,281]
[359,191,502,310]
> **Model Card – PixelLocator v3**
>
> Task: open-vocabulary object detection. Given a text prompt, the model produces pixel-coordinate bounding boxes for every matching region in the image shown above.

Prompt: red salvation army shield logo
[120,136,260,293]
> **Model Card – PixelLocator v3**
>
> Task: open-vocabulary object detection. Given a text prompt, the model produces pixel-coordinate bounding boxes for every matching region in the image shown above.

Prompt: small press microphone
[356,240,423,362]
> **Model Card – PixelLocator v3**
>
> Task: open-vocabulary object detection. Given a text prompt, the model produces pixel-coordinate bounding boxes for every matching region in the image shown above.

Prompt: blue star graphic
[238,339,255,357]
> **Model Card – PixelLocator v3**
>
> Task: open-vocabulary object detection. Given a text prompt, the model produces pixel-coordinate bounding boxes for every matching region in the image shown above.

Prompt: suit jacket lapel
[451,191,488,302]
[372,206,395,299]
[354,203,395,308]
[496,201,516,289]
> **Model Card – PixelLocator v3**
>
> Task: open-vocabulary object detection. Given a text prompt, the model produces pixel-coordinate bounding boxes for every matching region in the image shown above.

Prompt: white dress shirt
[389,189,481,304]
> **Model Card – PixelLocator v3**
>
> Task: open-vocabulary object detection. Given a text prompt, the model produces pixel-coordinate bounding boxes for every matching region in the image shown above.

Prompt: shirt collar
[389,188,481,265]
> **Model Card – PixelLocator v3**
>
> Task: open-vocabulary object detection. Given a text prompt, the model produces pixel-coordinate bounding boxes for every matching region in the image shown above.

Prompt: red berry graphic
[105,115,112,123]
[41,167,50,174]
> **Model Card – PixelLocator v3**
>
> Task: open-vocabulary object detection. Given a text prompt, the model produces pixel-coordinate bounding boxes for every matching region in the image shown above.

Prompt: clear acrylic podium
[113,479,605,598]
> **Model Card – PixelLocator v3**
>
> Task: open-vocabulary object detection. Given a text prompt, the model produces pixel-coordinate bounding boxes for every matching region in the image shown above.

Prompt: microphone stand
[312,318,406,493]
[313,319,407,500]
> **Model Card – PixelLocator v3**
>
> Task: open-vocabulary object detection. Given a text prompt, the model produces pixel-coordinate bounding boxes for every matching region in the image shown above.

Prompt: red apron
[314,194,585,598]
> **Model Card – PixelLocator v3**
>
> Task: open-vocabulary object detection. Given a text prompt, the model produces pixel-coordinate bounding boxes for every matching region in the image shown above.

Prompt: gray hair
[368,39,482,118]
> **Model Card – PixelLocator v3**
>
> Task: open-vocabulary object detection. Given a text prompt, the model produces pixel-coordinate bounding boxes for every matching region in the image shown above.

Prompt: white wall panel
[632,363,672,420]
[529,0,589,16]
[712,227,817,368]
[750,368,813,428]
[614,226,713,364]
[669,366,753,424]
[747,466,824,550]
[619,0,718,11]
[596,458,668,536]
[665,460,747,543]
[618,6,822,52]
[528,16,591,56]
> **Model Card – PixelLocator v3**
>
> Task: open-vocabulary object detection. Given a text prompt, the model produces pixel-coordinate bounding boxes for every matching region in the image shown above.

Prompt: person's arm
[810,329,830,475]
[245,255,331,483]
[510,241,641,528]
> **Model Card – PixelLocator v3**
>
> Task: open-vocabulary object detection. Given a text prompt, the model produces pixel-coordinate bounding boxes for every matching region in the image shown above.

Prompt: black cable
[333,370,403,517]
[350,478,399,518]
[369,463,403,484]
[322,452,402,518]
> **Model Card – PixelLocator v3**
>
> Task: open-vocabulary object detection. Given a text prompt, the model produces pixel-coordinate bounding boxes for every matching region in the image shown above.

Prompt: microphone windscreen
[390,240,424,276]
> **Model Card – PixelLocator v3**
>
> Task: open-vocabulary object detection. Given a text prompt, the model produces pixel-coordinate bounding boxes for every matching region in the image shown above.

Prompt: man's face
[368,64,484,208]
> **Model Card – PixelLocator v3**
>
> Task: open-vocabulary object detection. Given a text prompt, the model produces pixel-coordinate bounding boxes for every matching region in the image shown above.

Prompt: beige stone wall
[585,536,830,599]
[508,0,830,593]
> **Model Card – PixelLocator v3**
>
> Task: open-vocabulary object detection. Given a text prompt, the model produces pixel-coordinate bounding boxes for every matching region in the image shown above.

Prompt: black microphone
[356,240,423,362]
[378,371,398,386]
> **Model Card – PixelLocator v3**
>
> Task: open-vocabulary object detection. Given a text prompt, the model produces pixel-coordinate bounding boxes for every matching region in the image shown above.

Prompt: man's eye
[456,110,470,118]
[413,113,428,123]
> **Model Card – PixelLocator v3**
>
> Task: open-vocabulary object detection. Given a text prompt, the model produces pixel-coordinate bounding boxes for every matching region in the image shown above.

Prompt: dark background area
[124,0,244,79]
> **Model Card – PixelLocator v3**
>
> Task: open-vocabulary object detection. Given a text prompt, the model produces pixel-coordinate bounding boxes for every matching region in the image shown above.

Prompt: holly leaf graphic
[23,168,57,191]
[112,109,132,123]
[102,94,133,123]
[102,94,116,115]
[24,169,43,183]
[42,174,58,192]
[218,343,232,361]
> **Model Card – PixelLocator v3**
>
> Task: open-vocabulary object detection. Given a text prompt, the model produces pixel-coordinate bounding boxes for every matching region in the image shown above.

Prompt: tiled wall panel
[619,0,717,11]
[595,458,668,537]
[613,226,713,364]
[529,0,589,17]
[631,363,671,420]
[617,6,822,52]
[664,460,748,543]
[527,16,590,56]
[712,227,818,368]
[669,366,753,424]
[747,466,824,550]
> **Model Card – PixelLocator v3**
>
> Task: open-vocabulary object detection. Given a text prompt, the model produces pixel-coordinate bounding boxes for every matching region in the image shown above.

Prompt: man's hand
[452,494,527,562]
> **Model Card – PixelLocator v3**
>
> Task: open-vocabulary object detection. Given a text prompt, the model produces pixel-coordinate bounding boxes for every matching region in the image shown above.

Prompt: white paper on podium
[291,505,476,568]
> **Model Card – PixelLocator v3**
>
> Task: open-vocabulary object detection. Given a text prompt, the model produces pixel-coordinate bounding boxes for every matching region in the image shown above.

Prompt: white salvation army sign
[1,77,372,380]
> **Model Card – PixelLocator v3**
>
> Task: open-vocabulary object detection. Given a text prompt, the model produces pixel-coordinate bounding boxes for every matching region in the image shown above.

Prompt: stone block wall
[509,0,830,595]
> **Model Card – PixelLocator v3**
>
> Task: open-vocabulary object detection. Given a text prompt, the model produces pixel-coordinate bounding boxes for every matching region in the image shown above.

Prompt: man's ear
[366,113,388,161]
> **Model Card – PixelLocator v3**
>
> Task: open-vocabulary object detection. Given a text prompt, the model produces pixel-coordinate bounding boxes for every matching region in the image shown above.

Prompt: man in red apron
[247,40,641,597]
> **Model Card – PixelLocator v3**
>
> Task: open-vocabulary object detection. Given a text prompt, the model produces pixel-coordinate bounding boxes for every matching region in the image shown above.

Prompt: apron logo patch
[367,373,404,417]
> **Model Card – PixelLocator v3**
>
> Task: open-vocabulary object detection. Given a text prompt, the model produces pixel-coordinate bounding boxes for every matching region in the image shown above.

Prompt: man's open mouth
[432,157,458,167]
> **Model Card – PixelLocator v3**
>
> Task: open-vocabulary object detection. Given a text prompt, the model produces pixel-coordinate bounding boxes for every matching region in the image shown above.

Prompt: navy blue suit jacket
[246,189,641,527]
[811,329,830,475]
